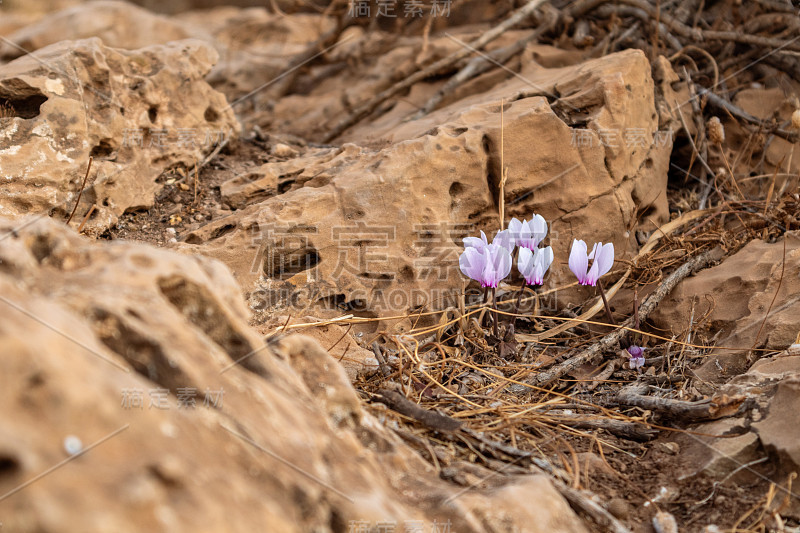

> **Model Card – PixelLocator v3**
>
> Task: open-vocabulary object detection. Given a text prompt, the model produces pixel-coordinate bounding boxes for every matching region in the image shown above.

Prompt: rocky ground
[1,0,800,531]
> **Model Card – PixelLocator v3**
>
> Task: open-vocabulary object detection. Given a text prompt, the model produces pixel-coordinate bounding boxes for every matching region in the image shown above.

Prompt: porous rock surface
[675,349,800,518]
[0,36,237,233]
[0,216,587,533]
[178,48,672,318]
[650,232,800,378]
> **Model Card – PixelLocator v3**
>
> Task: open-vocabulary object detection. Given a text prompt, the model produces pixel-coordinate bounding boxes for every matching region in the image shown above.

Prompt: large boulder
[0,216,588,532]
[177,48,672,319]
[0,0,198,61]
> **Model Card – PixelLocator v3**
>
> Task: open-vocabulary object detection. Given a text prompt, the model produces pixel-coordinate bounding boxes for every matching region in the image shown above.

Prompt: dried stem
[66,157,93,225]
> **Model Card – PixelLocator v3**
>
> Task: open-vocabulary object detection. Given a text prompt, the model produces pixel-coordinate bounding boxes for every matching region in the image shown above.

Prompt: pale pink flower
[508,215,547,250]
[517,246,553,286]
[569,239,614,286]
[459,242,512,288]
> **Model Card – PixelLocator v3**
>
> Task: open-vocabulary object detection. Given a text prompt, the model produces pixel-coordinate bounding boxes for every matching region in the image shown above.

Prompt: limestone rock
[219,164,279,210]
[0,0,198,61]
[0,216,587,532]
[676,351,800,516]
[0,37,237,233]
[260,317,379,382]
[178,49,671,319]
[650,232,800,378]
[753,374,800,450]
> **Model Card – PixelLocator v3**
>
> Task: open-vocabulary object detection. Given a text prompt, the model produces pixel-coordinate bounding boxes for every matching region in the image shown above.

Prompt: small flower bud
[791,109,800,130]
[707,116,725,144]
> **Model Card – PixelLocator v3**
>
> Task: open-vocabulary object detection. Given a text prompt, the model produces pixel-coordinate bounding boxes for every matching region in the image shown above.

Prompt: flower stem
[513,280,527,328]
[597,279,616,326]
[513,281,526,314]
[482,286,489,326]
[492,287,499,338]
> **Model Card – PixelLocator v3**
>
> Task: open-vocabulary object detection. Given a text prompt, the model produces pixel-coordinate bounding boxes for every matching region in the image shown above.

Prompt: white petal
[568,239,588,282]
[517,247,534,281]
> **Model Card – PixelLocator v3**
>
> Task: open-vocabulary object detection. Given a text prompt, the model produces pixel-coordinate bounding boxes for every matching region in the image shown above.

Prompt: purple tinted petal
[627,345,644,358]
[585,258,600,286]
[518,219,533,249]
[533,246,554,284]
[587,242,599,260]
[496,245,513,281]
[484,243,512,287]
[568,239,588,283]
[463,237,486,250]
[459,247,485,282]
[493,229,515,253]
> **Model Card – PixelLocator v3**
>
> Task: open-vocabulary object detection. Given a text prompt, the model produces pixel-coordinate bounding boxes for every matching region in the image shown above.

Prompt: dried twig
[374,389,463,432]
[414,8,557,119]
[548,413,658,441]
[66,157,93,225]
[372,342,393,377]
[513,248,722,390]
[699,89,800,144]
[616,382,744,422]
[322,0,548,141]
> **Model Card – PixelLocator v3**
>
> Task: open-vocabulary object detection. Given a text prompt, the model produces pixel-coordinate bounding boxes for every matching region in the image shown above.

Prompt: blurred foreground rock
[0,216,588,532]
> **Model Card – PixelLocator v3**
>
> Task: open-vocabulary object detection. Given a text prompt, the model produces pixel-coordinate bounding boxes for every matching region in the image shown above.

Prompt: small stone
[607,498,630,520]
[178,183,190,191]
[64,435,83,455]
[658,442,680,455]
[194,213,204,222]
[792,109,800,130]
[652,511,678,533]
[272,143,297,158]
[166,227,176,235]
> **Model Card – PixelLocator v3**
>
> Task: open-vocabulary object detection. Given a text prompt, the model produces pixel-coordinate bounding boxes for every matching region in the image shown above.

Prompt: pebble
[652,511,678,533]
[658,441,680,455]
[63,435,83,455]
[272,143,297,157]
[607,498,630,520]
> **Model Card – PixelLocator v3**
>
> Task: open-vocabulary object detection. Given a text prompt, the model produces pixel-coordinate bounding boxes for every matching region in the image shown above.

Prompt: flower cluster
[459,215,615,291]
[458,216,555,290]
[458,215,646,367]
